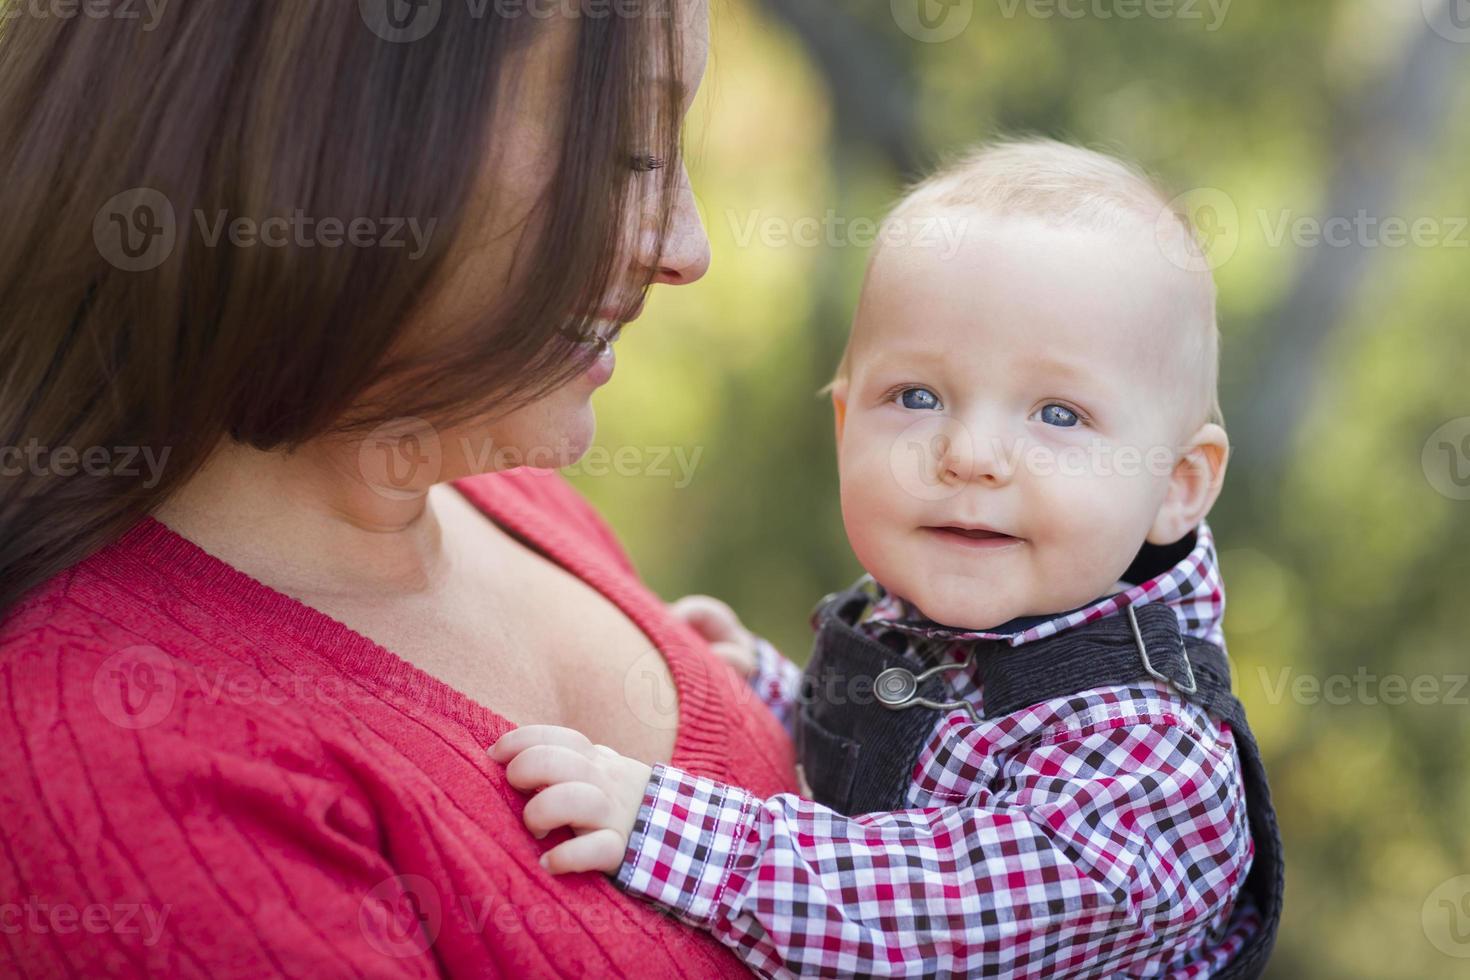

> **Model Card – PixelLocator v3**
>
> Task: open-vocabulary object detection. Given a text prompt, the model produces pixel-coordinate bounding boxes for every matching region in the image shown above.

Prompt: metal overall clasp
[873,649,981,723]
[1126,604,1198,695]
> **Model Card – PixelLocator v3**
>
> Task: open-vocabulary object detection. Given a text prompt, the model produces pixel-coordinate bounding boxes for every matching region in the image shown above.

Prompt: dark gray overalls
[794,577,1284,979]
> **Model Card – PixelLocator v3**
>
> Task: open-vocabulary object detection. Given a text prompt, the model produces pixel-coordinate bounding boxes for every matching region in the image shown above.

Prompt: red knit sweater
[0,469,798,977]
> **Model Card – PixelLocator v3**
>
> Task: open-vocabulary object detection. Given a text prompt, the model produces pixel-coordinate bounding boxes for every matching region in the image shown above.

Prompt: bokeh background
[565,0,1470,975]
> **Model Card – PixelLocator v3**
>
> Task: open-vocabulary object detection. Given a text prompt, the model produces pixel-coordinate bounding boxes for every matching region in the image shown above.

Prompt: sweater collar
[858,520,1226,650]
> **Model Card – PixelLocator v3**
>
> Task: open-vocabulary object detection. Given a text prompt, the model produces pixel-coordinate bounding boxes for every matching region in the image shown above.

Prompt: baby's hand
[488,725,654,875]
[669,594,759,679]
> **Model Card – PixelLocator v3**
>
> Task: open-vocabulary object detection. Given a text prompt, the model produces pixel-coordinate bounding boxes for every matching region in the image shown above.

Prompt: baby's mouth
[923,525,1024,549]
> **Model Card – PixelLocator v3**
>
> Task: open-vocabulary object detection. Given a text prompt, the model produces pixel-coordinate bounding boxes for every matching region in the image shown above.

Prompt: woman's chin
[434,393,598,479]
[555,401,598,467]
[517,394,598,471]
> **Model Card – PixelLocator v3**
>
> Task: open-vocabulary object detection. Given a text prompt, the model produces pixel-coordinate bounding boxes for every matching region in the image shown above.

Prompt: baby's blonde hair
[833,138,1223,429]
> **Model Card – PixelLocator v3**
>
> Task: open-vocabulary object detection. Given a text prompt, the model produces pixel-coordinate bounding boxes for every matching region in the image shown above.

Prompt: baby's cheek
[840,476,924,598]
[1031,473,1147,591]
[839,444,907,532]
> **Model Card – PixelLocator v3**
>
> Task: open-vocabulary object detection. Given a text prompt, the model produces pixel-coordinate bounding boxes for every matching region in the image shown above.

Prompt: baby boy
[491,139,1281,978]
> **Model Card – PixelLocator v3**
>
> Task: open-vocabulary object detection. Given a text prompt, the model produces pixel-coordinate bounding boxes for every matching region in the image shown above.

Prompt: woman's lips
[922,526,1024,550]
[582,336,616,386]
[574,298,642,387]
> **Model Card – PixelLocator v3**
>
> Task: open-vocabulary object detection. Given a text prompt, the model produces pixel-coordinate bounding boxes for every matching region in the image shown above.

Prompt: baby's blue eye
[1039,404,1080,427]
[899,387,941,411]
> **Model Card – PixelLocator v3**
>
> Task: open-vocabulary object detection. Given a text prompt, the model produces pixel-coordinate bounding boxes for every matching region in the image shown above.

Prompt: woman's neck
[152,438,455,598]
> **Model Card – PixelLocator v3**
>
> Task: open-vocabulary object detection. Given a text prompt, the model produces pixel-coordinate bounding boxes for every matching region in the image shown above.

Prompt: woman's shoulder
[0,557,332,764]
[0,573,432,976]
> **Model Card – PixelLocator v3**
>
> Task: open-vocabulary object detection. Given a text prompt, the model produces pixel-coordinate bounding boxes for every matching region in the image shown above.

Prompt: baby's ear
[830,381,849,449]
[1148,423,1229,546]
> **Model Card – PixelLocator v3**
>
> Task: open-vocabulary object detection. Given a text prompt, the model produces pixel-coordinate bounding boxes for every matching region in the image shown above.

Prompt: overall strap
[804,585,1282,979]
[801,585,954,816]
[977,603,1231,720]
[974,602,1283,980]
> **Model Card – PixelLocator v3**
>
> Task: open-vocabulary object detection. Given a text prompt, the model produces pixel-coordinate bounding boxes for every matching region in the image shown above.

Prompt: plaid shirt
[616,522,1261,978]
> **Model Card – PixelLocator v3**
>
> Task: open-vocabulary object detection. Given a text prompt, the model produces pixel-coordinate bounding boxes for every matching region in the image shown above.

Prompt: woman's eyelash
[630,154,667,173]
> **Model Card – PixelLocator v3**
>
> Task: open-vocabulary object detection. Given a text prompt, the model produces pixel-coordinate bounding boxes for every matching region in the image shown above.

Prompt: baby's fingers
[669,595,742,643]
[711,639,758,679]
[521,781,610,840]
[503,744,598,794]
[489,724,592,763]
[539,828,628,876]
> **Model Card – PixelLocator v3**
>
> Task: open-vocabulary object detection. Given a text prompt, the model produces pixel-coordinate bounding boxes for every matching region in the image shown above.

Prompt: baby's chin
[900,570,1113,631]
[901,583,1034,632]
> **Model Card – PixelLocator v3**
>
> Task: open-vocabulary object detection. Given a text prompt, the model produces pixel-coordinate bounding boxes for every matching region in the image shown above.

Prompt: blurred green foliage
[569,2,1470,975]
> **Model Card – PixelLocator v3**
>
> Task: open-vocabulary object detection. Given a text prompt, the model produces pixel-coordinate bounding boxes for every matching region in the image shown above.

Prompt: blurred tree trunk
[1232,11,1466,473]
[756,0,925,176]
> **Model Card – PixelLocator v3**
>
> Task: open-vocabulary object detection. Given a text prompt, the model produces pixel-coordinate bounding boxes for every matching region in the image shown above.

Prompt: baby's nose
[939,424,1012,486]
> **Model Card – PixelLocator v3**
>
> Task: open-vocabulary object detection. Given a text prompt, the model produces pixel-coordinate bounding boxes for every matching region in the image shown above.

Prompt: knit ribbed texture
[0,468,797,977]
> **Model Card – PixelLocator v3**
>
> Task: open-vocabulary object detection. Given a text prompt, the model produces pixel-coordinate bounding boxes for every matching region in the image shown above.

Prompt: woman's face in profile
[402,0,712,485]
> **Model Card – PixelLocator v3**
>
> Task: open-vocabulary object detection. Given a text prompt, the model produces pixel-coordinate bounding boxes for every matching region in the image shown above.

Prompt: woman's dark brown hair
[0,0,684,614]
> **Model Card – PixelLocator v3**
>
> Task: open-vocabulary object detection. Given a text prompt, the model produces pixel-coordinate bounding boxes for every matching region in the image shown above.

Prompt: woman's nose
[641,174,711,287]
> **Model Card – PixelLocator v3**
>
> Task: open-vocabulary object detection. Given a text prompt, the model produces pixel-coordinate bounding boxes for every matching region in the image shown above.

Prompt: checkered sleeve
[745,635,802,737]
[615,718,1252,979]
